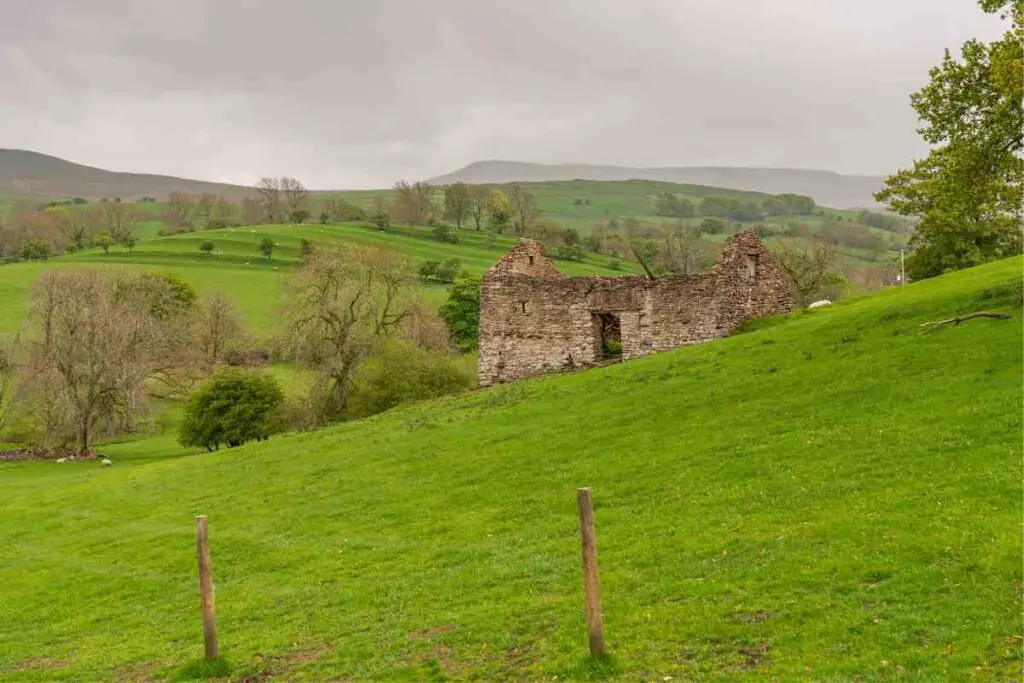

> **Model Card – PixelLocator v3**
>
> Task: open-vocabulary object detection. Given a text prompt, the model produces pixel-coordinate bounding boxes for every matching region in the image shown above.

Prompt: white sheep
[101,458,112,466]
[808,299,833,309]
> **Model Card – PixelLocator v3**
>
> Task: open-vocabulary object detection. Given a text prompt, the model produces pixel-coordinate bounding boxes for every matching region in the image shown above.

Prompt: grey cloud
[0,0,1010,187]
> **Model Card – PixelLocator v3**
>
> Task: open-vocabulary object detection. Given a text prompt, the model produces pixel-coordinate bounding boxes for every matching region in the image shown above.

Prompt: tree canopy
[876,0,1023,279]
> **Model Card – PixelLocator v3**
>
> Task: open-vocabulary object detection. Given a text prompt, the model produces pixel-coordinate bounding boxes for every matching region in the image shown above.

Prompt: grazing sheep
[56,457,67,463]
[101,458,112,466]
[808,299,833,309]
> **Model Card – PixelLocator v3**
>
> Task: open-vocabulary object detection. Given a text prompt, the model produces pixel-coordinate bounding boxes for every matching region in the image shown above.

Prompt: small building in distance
[477,231,793,386]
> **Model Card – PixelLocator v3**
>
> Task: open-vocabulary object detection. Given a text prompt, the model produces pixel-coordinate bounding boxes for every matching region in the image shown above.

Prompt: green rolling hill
[0,255,1019,681]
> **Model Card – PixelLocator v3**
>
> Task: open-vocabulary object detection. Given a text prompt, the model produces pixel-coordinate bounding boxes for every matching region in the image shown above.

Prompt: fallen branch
[919,311,1011,333]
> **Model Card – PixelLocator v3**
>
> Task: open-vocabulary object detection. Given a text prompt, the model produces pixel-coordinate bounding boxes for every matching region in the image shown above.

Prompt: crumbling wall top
[487,239,562,279]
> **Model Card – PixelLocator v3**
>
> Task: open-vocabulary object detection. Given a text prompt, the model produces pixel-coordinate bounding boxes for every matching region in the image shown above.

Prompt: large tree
[282,248,416,424]
[443,183,472,229]
[876,0,1023,279]
[26,270,192,455]
[392,180,435,225]
[508,184,541,235]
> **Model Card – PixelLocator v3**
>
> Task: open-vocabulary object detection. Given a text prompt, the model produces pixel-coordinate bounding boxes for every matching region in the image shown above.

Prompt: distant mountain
[0,149,255,201]
[429,160,887,209]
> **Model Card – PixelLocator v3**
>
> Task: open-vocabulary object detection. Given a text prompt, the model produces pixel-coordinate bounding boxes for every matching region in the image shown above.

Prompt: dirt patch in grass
[15,656,69,671]
[242,643,333,682]
[408,624,456,640]
[733,610,774,624]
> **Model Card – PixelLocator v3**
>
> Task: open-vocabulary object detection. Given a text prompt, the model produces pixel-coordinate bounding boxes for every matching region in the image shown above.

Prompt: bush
[439,276,481,351]
[300,237,315,257]
[347,342,474,419]
[199,240,215,255]
[418,260,439,282]
[432,224,458,243]
[179,371,284,451]
[608,256,622,271]
[290,209,310,224]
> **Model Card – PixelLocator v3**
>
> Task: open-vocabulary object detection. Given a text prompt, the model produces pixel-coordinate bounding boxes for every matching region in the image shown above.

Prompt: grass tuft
[170,656,232,681]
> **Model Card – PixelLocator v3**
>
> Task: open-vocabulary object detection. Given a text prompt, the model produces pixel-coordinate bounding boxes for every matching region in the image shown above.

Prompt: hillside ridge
[0,149,255,201]
[429,159,886,208]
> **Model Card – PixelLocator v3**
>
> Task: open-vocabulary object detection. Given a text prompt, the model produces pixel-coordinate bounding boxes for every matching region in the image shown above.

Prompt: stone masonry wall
[477,232,792,386]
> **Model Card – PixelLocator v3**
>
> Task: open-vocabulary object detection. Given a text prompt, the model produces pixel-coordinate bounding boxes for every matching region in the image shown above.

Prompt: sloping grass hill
[0,258,1020,681]
[0,222,634,335]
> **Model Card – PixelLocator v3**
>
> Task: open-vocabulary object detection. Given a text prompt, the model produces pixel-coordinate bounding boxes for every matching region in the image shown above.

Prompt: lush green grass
[0,222,633,335]
[1,257,1020,681]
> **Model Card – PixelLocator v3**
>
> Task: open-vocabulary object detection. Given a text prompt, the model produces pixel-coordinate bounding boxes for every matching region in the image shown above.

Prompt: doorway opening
[593,312,622,360]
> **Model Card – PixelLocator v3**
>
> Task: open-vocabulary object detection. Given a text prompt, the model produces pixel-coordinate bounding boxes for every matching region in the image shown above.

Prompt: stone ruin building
[477,231,793,386]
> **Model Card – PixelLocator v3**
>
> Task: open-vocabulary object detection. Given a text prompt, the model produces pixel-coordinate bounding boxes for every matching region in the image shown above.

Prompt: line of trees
[654,192,816,221]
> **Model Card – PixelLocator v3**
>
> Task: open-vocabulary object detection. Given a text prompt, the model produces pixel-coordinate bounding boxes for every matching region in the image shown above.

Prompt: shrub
[439,275,481,351]
[432,224,458,243]
[418,260,439,282]
[434,258,461,284]
[347,341,474,419]
[179,371,284,451]
[300,237,315,257]
[607,256,622,271]
[199,240,215,255]
[258,235,274,259]
[290,209,310,224]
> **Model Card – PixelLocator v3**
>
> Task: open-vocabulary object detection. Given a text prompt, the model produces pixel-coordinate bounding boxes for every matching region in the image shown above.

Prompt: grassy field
[0,256,1019,681]
[0,221,634,335]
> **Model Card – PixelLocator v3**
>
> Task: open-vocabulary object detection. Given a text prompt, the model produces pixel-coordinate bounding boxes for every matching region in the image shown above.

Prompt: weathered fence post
[576,487,606,656]
[195,515,219,660]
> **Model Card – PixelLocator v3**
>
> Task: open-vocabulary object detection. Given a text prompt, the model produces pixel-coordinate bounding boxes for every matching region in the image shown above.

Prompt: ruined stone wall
[477,232,792,386]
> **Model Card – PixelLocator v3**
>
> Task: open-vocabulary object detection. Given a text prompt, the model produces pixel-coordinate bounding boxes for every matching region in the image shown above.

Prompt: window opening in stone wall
[745,256,757,280]
[593,312,622,359]
[528,256,535,266]
[520,301,527,313]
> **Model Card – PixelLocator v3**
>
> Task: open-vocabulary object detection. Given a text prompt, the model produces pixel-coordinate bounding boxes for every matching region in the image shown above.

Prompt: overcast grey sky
[0,0,1008,188]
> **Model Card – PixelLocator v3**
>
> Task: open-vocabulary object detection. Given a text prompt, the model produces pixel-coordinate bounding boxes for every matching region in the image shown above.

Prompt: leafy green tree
[258,235,274,260]
[876,0,1022,279]
[418,260,439,282]
[93,230,114,254]
[439,275,481,352]
[123,233,137,252]
[21,239,53,261]
[290,209,311,224]
[435,258,462,284]
[200,240,215,255]
[486,189,513,233]
[700,217,726,235]
[179,371,285,451]
[699,196,731,217]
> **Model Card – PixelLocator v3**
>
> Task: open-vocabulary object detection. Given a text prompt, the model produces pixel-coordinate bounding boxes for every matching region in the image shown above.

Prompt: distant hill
[0,149,255,202]
[429,160,887,209]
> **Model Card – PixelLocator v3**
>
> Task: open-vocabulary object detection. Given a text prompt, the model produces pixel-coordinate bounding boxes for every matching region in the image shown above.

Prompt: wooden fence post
[195,515,219,660]
[576,487,606,656]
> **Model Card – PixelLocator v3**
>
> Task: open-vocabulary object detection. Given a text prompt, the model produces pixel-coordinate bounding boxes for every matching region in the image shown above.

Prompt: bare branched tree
[469,186,488,231]
[25,270,192,456]
[443,183,472,230]
[282,248,417,424]
[776,239,842,307]
[101,199,139,244]
[0,335,21,435]
[280,177,309,217]
[392,180,435,225]
[194,293,245,371]
[508,184,541,235]
[255,177,283,223]
[167,192,196,229]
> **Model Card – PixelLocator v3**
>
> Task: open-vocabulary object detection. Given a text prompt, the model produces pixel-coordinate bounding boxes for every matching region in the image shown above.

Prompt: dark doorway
[593,312,622,359]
